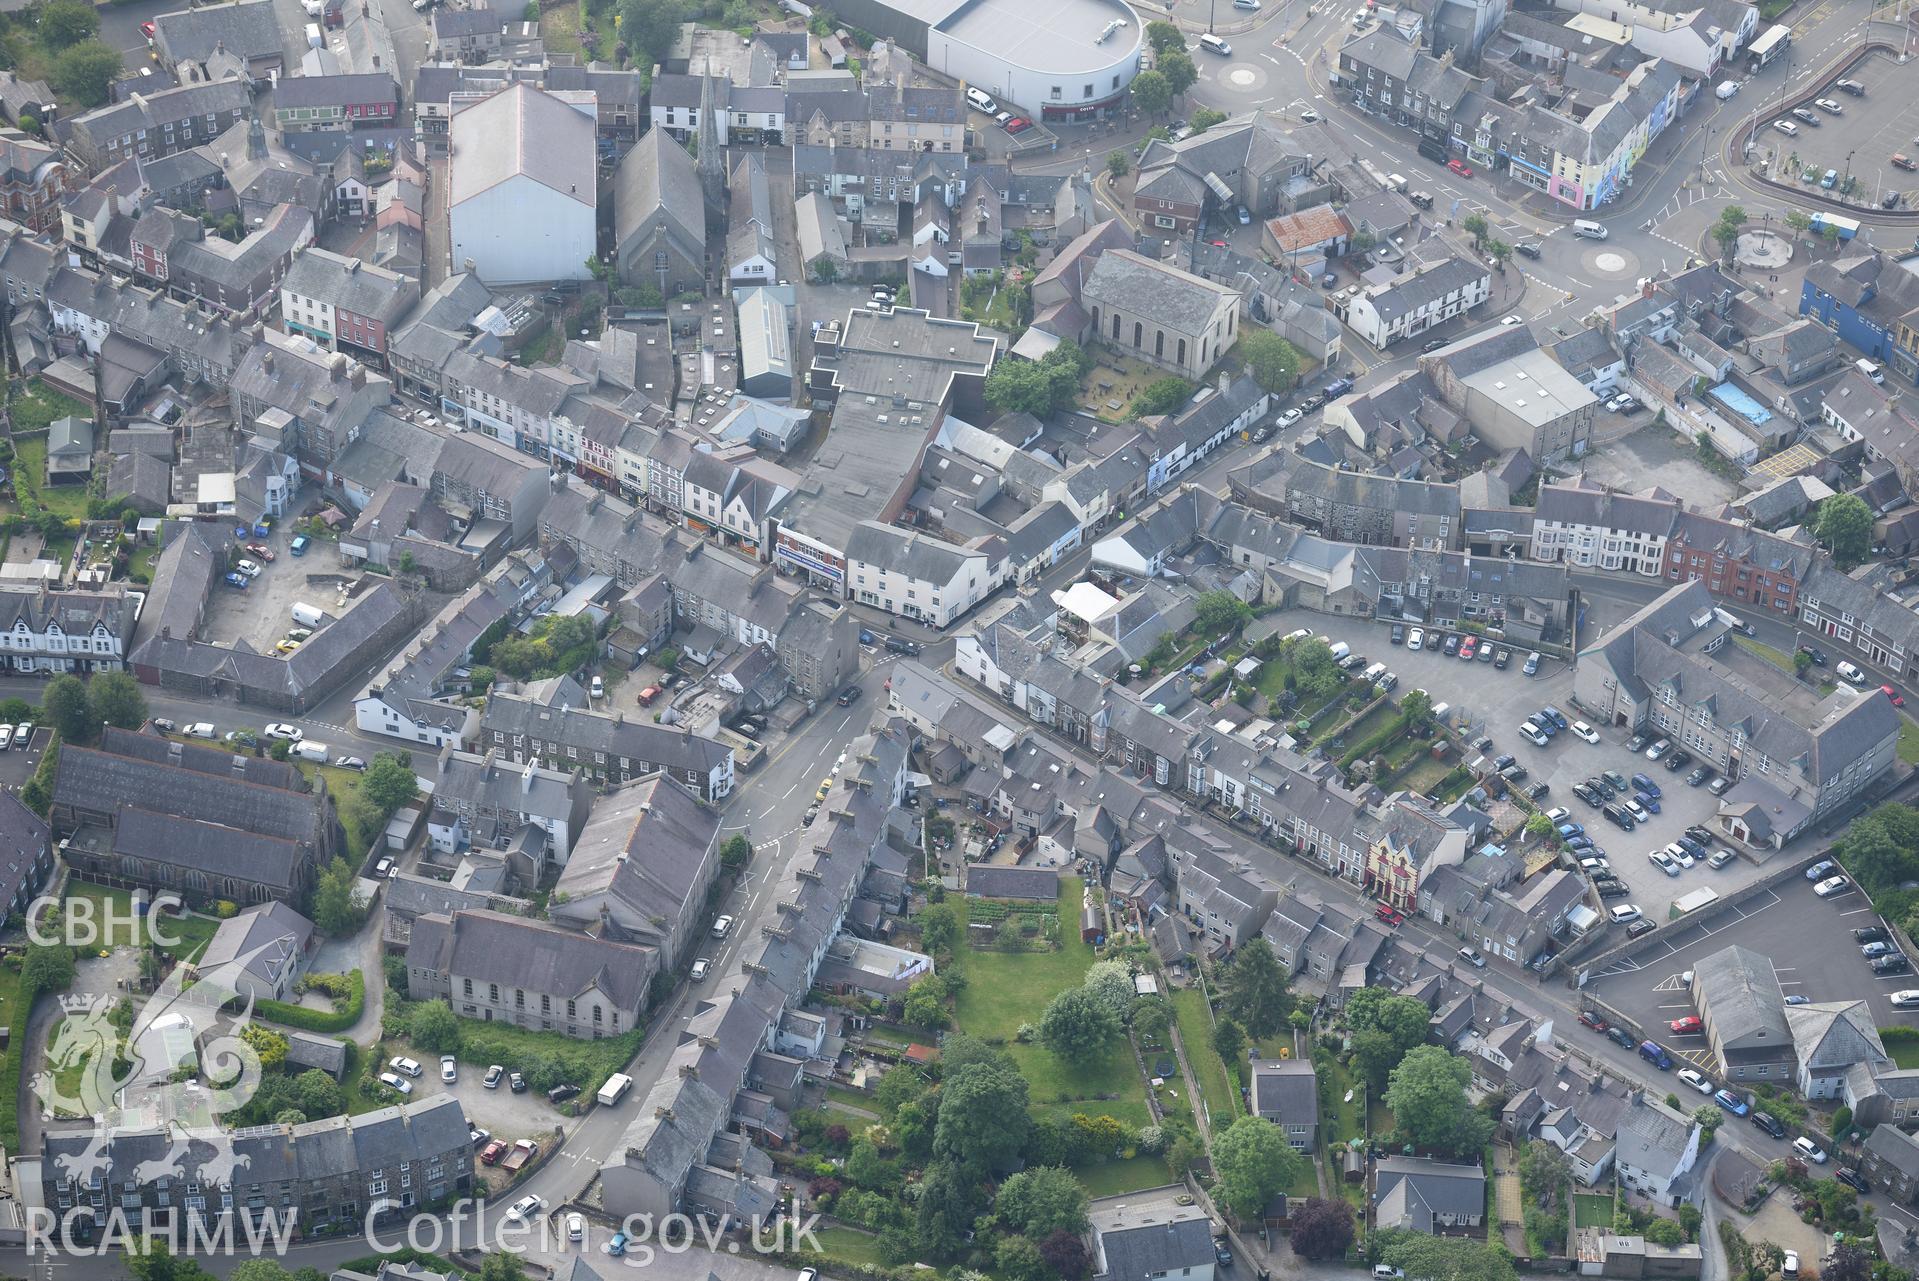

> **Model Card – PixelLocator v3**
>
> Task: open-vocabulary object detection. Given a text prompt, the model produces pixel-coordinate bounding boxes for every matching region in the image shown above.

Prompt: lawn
[952,878,1154,1131]
[127,542,160,584]
[804,1226,891,1270]
[826,1083,877,1113]
[1316,1050,1363,1148]
[1337,700,1400,747]
[1888,1036,1919,1070]
[301,762,382,855]
[1078,1155,1175,1197]
[1171,987,1240,1127]
[959,274,1029,335]
[62,882,219,960]
[1393,751,1455,795]
[1573,1192,1616,1229]
[1733,634,1797,675]
[10,436,91,521]
[1900,722,1919,767]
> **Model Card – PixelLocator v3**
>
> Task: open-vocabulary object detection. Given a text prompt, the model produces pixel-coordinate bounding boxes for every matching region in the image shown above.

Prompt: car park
[1649,850,1680,877]
[1707,849,1736,870]
[1574,783,1602,806]
[1891,989,1919,1007]
[1610,903,1642,923]
[1875,953,1911,974]
[1864,941,1894,958]
[1815,97,1843,113]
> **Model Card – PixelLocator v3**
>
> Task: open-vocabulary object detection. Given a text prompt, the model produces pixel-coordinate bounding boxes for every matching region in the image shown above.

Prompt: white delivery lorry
[597,1073,633,1106]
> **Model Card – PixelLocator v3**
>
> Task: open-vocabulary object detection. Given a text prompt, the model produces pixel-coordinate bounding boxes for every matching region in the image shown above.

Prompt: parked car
[263,723,302,741]
[378,1072,412,1095]
[1447,158,1473,177]
[1687,765,1715,787]
[1890,989,1919,1008]
[1707,849,1736,870]
[1668,1016,1702,1035]
[1627,919,1656,937]
[333,756,367,771]
[480,1140,508,1165]
[1856,926,1891,943]
[1607,1026,1637,1048]
[509,1071,527,1093]
[1715,1088,1752,1116]
[1751,1112,1787,1138]
[484,1064,505,1089]
[1677,1068,1713,1094]
[388,1056,423,1077]
[1649,850,1680,877]
[1572,721,1601,744]
[1610,903,1643,923]
[1837,1168,1871,1193]
[1873,953,1910,974]
[1458,946,1486,967]
[1579,1011,1609,1031]
[1793,1137,1829,1163]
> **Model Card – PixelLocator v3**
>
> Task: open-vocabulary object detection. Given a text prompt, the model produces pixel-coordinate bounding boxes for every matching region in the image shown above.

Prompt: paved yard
[1586,874,1919,1079]
[1565,423,1739,513]
[200,530,361,654]
[1754,47,1919,210]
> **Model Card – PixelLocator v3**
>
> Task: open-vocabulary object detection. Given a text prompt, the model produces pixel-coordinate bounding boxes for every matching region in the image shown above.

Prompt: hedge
[1883,1025,1919,1045]
[257,969,364,1032]
[1338,713,1412,770]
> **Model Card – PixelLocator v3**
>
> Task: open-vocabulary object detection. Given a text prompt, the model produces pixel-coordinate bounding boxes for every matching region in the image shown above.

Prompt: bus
[1748,23,1790,72]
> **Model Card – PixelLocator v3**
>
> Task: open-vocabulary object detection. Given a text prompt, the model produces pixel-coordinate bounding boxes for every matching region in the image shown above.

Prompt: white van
[1363,661,1389,684]
[291,602,327,629]
[1198,32,1232,55]
[1838,660,1869,685]
[964,86,998,115]
[1385,173,1408,192]
[1327,640,1351,662]
[305,22,322,46]
[293,741,329,762]
[1858,358,1886,385]
[1715,79,1740,100]
[1573,219,1608,240]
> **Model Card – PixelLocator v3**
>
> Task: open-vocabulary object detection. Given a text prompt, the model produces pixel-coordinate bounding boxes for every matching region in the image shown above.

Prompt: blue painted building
[1798,252,1919,384]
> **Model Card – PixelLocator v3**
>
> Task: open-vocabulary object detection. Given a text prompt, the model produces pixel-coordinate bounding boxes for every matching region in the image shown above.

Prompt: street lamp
[1845,148,1857,198]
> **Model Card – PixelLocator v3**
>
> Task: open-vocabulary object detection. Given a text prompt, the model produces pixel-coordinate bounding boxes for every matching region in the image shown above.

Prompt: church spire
[697,58,725,217]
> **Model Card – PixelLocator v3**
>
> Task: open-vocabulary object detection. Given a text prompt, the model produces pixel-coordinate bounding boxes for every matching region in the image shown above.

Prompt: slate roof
[550,774,719,945]
[281,247,418,327]
[1694,943,1789,1050]
[1363,255,1488,326]
[614,126,706,263]
[197,900,314,989]
[409,907,655,1010]
[1251,1058,1316,1124]
[154,0,283,68]
[449,84,594,209]
[1786,1000,1889,1073]
[479,693,734,780]
[1081,249,1240,339]
[1094,1206,1216,1281]
[1374,1156,1485,1232]
[1867,1123,1919,1179]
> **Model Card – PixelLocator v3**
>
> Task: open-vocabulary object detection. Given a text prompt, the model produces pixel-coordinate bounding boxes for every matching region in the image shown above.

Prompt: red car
[1884,684,1906,707]
[1005,117,1030,134]
[1374,903,1404,926]
[245,543,276,562]
[1578,1011,1609,1032]
[1458,636,1477,661]
[1447,158,1473,178]
[479,1140,507,1165]
[1668,1016,1703,1035]
[141,20,155,37]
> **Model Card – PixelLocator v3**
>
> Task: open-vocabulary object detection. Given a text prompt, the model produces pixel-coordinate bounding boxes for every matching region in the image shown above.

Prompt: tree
[1211,1115,1304,1219]
[21,941,74,995]
[1196,589,1252,637]
[230,1261,293,1281]
[1212,1016,1245,1065]
[1794,648,1815,678]
[918,903,960,956]
[1288,1197,1355,1259]
[1719,205,1749,233]
[39,0,99,50]
[1823,1244,1874,1281]
[43,674,90,742]
[1220,938,1292,1036]
[408,999,460,1052]
[1132,375,1194,416]
[1643,1218,1684,1247]
[846,1138,893,1189]
[51,41,122,108]
[239,1024,287,1070]
[1401,686,1434,729]
[1517,1140,1572,1206]
[1145,19,1186,54]
[1240,330,1302,395]
[1158,51,1198,96]
[291,1068,344,1119]
[915,1160,982,1260]
[1106,150,1131,178]
[1462,213,1489,248]
[995,1236,1047,1281]
[1130,70,1172,118]
[1525,1207,1569,1253]
[903,975,951,1030]
[1372,1229,1517,1281]
[720,833,752,873]
[1691,1104,1722,1139]
[616,0,683,66]
[1346,987,1433,1052]
[996,1166,1090,1237]
[1712,218,1743,259]
[984,341,1086,418]
[1040,987,1121,1063]
[1082,959,1136,1023]
[1786,210,1813,233]
[1524,812,1555,839]
[310,856,365,936]
[1676,1203,1702,1242]
[1133,996,1172,1042]
[1815,492,1874,570]
[361,753,418,815]
[1384,1046,1492,1157]
[935,1058,1031,1171]
[1352,1030,1403,1093]
[1039,1229,1091,1281]
[1486,239,1511,271]
[1189,107,1228,134]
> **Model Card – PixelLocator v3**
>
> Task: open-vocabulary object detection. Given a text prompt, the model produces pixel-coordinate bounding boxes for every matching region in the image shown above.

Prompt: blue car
[1631,772,1662,798]
[1556,823,1585,839]
[223,572,249,589]
[1541,705,1569,730]
[1714,1088,1751,1116]
[1634,790,1662,814]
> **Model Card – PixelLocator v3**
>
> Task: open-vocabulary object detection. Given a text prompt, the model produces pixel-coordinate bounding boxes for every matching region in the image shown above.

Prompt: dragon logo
[37,938,283,1192]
